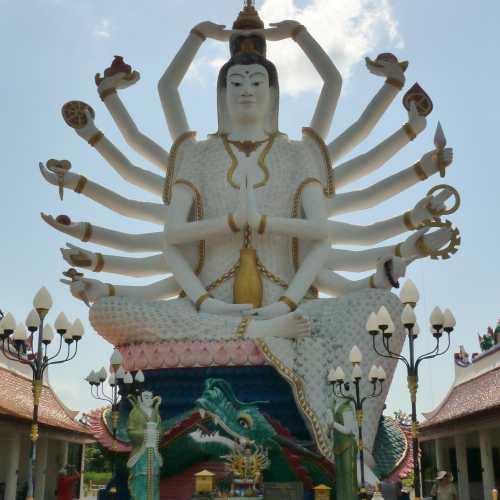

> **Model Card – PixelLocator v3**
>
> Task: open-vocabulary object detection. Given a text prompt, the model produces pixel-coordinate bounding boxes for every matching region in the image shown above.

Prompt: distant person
[380,474,400,500]
[431,471,458,500]
[56,465,80,500]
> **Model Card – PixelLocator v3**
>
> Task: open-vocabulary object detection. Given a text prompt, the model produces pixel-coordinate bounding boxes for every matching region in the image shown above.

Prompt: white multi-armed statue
[40,1,459,463]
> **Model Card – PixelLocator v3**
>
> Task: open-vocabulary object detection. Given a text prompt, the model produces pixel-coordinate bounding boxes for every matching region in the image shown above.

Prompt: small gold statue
[223,443,269,496]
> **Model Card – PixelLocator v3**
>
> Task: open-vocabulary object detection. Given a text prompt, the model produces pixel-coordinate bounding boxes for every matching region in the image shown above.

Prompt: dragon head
[194,378,277,448]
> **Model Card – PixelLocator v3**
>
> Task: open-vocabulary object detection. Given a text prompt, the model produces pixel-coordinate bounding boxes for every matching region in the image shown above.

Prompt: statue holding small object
[39,0,462,481]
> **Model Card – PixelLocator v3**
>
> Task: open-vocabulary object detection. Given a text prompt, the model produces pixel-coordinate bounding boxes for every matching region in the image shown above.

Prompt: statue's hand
[39,162,79,190]
[365,55,406,87]
[73,109,99,142]
[60,275,108,304]
[251,302,290,319]
[234,176,248,228]
[421,147,454,177]
[246,181,260,229]
[374,256,407,289]
[199,298,253,316]
[402,227,454,258]
[410,189,450,226]
[97,70,140,93]
[407,101,426,136]
[41,213,87,240]
[264,20,303,41]
[194,21,230,42]
[61,243,97,270]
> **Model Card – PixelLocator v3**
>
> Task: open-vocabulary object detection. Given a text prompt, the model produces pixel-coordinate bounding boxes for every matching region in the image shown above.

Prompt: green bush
[83,471,112,487]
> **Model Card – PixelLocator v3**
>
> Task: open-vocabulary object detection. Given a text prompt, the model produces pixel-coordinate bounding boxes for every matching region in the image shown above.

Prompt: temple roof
[0,365,92,435]
[421,365,500,428]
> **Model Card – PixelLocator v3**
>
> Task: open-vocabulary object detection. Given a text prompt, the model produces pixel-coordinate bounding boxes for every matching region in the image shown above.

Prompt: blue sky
[1,0,499,421]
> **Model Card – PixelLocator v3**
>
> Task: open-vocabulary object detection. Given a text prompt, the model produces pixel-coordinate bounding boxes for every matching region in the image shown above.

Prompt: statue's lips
[239,99,256,105]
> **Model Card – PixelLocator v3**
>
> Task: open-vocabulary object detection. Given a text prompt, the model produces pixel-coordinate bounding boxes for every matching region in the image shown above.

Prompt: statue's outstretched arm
[315,258,406,297]
[71,111,164,196]
[158,22,231,140]
[334,102,426,190]
[328,189,450,246]
[327,225,455,271]
[40,163,168,224]
[60,243,168,277]
[96,68,170,170]
[61,275,180,303]
[328,56,407,163]
[41,213,163,253]
[329,148,453,216]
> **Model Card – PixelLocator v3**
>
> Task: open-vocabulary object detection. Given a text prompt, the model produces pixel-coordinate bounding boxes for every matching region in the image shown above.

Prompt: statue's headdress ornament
[233,0,264,30]
[231,1,267,57]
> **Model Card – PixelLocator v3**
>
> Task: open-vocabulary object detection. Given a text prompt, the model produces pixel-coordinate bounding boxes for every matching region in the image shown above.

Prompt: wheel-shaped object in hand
[61,101,95,129]
[426,184,461,216]
[423,219,461,261]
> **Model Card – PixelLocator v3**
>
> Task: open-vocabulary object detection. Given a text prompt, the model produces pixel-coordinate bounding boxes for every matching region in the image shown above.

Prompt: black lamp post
[328,346,386,499]
[86,350,144,494]
[0,288,83,500]
[366,279,456,500]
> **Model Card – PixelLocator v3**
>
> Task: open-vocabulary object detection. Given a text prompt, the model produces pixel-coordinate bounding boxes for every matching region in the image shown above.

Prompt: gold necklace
[227,137,269,157]
[224,133,277,190]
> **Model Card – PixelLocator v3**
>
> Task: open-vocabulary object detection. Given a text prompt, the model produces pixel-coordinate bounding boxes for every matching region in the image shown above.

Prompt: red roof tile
[421,366,500,428]
[0,366,91,435]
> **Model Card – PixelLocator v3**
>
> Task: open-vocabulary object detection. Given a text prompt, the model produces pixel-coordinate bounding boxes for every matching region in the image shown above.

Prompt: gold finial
[233,0,264,30]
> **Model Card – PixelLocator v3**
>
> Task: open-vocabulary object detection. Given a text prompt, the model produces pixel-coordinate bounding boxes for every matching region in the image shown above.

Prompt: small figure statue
[330,400,358,500]
[127,390,163,500]
[223,442,269,496]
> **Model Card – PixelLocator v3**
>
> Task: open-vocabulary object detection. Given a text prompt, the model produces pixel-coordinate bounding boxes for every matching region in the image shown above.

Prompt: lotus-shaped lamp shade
[377,306,392,329]
[98,367,107,382]
[71,319,84,339]
[26,309,40,330]
[116,367,125,380]
[42,324,54,343]
[349,345,363,364]
[430,307,444,329]
[13,323,28,341]
[54,312,71,332]
[2,313,16,332]
[443,309,456,330]
[124,372,134,384]
[401,304,417,327]
[400,279,419,306]
[110,349,123,369]
[33,287,53,311]
[135,370,145,383]
[366,312,379,333]
[352,364,363,380]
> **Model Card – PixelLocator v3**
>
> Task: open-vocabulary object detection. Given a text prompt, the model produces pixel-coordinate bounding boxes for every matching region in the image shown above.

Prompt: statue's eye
[232,82,241,87]
[252,82,261,87]
[237,413,253,430]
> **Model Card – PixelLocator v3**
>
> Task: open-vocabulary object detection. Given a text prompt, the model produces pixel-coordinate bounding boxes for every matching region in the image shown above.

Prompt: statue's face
[226,64,270,126]
[140,391,154,408]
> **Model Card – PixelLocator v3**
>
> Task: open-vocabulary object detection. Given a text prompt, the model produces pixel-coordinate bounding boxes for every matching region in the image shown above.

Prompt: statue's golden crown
[233,0,264,30]
[231,1,266,57]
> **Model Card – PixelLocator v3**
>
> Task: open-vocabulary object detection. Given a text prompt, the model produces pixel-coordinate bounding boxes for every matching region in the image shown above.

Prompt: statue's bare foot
[247,312,310,340]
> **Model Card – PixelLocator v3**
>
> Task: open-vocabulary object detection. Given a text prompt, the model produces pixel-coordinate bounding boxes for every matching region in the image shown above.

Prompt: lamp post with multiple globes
[328,346,386,499]
[0,287,84,500]
[365,279,456,500]
[86,349,145,447]
[86,349,144,493]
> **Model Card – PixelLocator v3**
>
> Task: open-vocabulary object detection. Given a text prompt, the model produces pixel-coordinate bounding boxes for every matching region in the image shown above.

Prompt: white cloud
[93,18,112,39]
[235,0,402,95]
[259,0,402,96]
